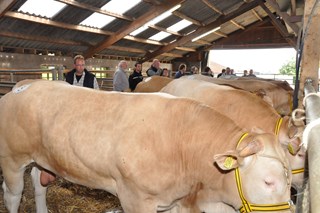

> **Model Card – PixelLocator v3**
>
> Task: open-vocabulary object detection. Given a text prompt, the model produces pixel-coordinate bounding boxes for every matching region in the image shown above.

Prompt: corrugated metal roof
[0,0,301,62]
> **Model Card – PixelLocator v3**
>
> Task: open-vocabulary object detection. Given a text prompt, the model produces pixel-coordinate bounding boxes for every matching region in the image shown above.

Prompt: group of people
[242,69,256,77]
[65,55,217,93]
[217,67,256,78]
[65,56,170,92]
[174,64,215,79]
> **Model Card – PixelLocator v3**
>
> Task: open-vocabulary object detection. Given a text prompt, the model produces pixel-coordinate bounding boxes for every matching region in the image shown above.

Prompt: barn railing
[0,68,63,97]
[0,68,63,82]
[302,78,320,212]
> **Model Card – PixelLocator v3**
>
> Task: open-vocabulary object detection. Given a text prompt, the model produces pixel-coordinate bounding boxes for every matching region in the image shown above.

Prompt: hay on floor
[0,165,122,213]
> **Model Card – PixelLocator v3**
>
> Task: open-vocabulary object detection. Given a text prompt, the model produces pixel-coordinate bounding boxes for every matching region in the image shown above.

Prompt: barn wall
[0,53,172,74]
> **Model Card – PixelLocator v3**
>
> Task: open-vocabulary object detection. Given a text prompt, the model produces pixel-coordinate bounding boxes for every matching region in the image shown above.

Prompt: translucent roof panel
[18,0,66,18]
[149,31,171,41]
[129,4,181,36]
[80,0,141,29]
[81,13,115,29]
[130,26,149,36]
[102,0,141,14]
[167,20,192,32]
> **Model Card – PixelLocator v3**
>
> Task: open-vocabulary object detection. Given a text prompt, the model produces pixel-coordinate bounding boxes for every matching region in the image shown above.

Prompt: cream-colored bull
[0,81,293,213]
[161,78,305,189]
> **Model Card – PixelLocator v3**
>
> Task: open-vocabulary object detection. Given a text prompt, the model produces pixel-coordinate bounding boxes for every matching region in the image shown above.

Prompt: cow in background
[0,80,293,213]
[134,75,172,92]
[185,75,293,116]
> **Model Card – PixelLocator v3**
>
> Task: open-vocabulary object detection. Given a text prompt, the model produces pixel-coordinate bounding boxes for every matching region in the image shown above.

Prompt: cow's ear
[238,140,263,157]
[214,140,264,171]
[214,151,240,171]
[287,137,301,155]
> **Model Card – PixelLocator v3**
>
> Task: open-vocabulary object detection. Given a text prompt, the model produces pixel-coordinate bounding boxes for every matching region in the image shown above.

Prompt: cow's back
[185,75,292,115]
[161,78,280,133]
[134,76,173,92]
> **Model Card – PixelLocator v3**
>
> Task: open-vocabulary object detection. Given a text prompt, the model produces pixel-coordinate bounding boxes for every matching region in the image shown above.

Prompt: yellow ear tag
[224,157,234,169]
[288,143,295,155]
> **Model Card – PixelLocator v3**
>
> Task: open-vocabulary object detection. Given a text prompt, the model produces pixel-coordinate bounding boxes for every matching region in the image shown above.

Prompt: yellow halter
[274,117,283,135]
[235,133,293,212]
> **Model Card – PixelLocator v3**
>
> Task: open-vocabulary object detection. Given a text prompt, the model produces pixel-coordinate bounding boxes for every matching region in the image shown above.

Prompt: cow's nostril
[264,178,276,188]
[265,180,273,186]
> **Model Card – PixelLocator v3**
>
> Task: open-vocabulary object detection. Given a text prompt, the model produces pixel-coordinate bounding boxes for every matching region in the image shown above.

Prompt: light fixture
[192,26,221,42]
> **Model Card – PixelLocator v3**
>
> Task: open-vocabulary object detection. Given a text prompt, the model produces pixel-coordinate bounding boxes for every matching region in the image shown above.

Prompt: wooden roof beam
[259,1,297,48]
[0,31,90,46]
[230,20,245,30]
[142,0,162,6]
[124,35,166,46]
[193,39,212,45]
[161,52,183,58]
[108,45,146,54]
[149,25,182,36]
[202,0,224,15]
[172,11,203,26]
[203,16,288,51]
[141,0,261,62]
[213,31,228,38]
[0,0,16,17]
[175,46,196,52]
[5,11,114,35]
[290,0,296,16]
[56,0,134,21]
[251,9,263,21]
[83,0,184,59]
[4,12,171,48]
[265,0,300,34]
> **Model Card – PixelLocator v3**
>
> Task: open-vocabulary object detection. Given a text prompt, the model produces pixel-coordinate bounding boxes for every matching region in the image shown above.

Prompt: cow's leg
[1,162,26,213]
[31,167,48,213]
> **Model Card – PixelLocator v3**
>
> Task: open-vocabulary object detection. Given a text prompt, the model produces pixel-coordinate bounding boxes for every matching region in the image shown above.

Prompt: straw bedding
[0,165,122,213]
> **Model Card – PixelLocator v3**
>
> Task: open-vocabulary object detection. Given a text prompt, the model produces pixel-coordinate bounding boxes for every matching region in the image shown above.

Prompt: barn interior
[0,0,320,212]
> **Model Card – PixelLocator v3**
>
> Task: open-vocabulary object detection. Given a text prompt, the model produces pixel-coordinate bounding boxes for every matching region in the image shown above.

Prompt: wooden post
[298,0,320,108]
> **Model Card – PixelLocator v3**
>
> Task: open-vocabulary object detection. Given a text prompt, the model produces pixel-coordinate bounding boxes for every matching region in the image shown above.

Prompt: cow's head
[214,132,294,212]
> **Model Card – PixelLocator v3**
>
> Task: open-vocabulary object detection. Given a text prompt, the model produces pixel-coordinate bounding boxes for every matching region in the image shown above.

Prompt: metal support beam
[303,79,320,212]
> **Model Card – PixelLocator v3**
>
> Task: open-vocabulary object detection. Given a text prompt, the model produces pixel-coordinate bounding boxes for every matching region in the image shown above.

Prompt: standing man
[248,69,256,77]
[242,70,248,77]
[128,62,143,91]
[65,55,99,89]
[113,60,129,92]
[146,59,162,76]
[190,66,199,75]
[161,68,170,77]
[174,64,186,79]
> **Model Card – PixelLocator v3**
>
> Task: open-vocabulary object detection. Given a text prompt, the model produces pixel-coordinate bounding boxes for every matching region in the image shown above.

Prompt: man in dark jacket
[129,62,143,91]
[146,59,162,76]
[65,55,99,89]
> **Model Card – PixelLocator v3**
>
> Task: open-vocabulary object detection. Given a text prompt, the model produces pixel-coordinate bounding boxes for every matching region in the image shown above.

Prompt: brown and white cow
[161,78,305,189]
[134,75,173,92]
[184,75,293,116]
[0,80,293,213]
